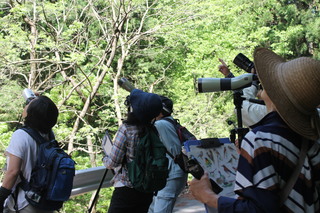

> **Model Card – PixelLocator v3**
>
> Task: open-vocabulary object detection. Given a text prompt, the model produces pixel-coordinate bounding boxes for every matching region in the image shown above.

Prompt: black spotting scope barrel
[118,77,136,92]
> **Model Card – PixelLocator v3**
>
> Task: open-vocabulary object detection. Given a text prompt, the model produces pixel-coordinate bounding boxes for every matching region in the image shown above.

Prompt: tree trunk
[67,21,124,153]
[25,1,38,89]
[87,135,96,167]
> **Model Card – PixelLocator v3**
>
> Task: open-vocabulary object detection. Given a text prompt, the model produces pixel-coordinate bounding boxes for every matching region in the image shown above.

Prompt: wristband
[0,186,11,201]
[226,72,235,78]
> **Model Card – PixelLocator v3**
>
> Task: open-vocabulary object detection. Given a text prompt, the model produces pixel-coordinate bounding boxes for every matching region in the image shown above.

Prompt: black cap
[160,96,173,114]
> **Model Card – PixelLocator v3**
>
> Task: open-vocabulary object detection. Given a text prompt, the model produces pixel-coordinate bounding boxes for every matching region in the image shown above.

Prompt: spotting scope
[197,73,258,93]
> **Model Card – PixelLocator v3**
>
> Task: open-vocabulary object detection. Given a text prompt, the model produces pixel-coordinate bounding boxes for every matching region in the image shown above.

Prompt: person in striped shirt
[189,48,320,212]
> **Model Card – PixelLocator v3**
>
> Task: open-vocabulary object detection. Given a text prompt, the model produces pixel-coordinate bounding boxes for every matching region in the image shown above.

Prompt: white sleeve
[242,85,258,99]
[241,101,268,127]
[6,129,31,159]
[4,129,38,211]
[240,85,267,127]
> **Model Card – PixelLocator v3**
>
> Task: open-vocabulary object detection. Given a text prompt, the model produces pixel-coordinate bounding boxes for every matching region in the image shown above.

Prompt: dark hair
[161,109,171,117]
[24,96,59,134]
[159,96,173,117]
[123,112,152,137]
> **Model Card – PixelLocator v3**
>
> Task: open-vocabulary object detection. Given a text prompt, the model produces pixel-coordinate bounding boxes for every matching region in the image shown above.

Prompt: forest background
[0,0,319,212]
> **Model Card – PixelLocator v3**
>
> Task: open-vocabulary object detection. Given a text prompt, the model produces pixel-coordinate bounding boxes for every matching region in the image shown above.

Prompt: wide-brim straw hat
[254,48,320,141]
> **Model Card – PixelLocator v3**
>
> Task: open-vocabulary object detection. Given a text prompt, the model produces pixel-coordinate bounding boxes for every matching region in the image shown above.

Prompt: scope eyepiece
[233,53,255,73]
[22,88,36,105]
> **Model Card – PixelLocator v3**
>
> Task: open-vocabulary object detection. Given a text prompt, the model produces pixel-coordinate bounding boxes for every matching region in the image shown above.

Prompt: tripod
[229,90,249,149]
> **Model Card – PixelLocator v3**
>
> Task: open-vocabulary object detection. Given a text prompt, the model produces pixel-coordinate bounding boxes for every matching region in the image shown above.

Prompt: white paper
[102,131,113,156]
[186,140,239,197]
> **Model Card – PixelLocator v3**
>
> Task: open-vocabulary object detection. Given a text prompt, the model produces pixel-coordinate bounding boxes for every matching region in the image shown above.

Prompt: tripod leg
[88,168,109,213]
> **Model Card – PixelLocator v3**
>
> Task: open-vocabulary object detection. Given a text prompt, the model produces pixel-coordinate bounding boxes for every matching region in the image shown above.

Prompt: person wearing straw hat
[103,89,163,213]
[189,48,320,212]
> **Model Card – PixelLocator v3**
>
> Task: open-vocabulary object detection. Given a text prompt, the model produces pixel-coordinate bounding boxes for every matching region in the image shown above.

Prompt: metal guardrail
[71,166,114,197]
[71,166,204,213]
[0,166,113,197]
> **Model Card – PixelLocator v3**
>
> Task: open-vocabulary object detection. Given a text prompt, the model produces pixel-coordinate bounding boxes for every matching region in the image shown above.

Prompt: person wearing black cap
[102,89,163,213]
[148,96,188,213]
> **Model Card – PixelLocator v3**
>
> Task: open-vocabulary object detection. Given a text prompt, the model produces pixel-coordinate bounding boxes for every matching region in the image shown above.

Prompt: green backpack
[127,126,169,193]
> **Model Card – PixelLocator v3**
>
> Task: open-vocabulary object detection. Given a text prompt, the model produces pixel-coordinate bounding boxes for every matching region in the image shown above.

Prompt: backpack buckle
[26,190,41,203]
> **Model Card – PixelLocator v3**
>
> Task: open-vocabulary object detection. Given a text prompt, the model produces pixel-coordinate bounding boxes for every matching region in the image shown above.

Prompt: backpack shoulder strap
[162,117,180,133]
[166,150,175,159]
[14,127,47,209]
[162,117,177,127]
[160,118,179,159]
[20,126,54,145]
[279,138,308,205]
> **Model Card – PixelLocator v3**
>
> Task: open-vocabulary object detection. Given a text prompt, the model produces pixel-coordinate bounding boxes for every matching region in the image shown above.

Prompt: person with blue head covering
[103,89,162,213]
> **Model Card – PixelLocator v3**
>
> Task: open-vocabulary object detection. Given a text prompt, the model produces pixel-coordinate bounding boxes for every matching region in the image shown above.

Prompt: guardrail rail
[71,166,114,197]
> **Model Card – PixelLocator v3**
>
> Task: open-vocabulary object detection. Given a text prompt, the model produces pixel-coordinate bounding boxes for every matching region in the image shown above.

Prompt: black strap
[13,127,53,212]
[279,138,308,205]
[20,126,54,145]
[161,117,178,159]
[162,117,178,127]
[166,150,175,160]
[13,182,21,212]
[17,127,50,189]
[161,118,189,173]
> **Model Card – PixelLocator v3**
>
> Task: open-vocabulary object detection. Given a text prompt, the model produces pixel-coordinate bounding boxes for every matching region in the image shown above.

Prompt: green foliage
[62,187,114,213]
[1,0,320,211]
[0,123,13,180]
[0,78,24,123]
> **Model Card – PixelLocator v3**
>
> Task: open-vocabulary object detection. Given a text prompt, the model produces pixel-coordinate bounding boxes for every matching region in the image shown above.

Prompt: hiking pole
[88,168,109,213]
[88,130,114,212]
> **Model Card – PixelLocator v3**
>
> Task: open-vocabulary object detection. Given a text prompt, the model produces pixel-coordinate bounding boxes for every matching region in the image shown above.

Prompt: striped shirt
[218,112,320,212]
[102,123,140,188]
